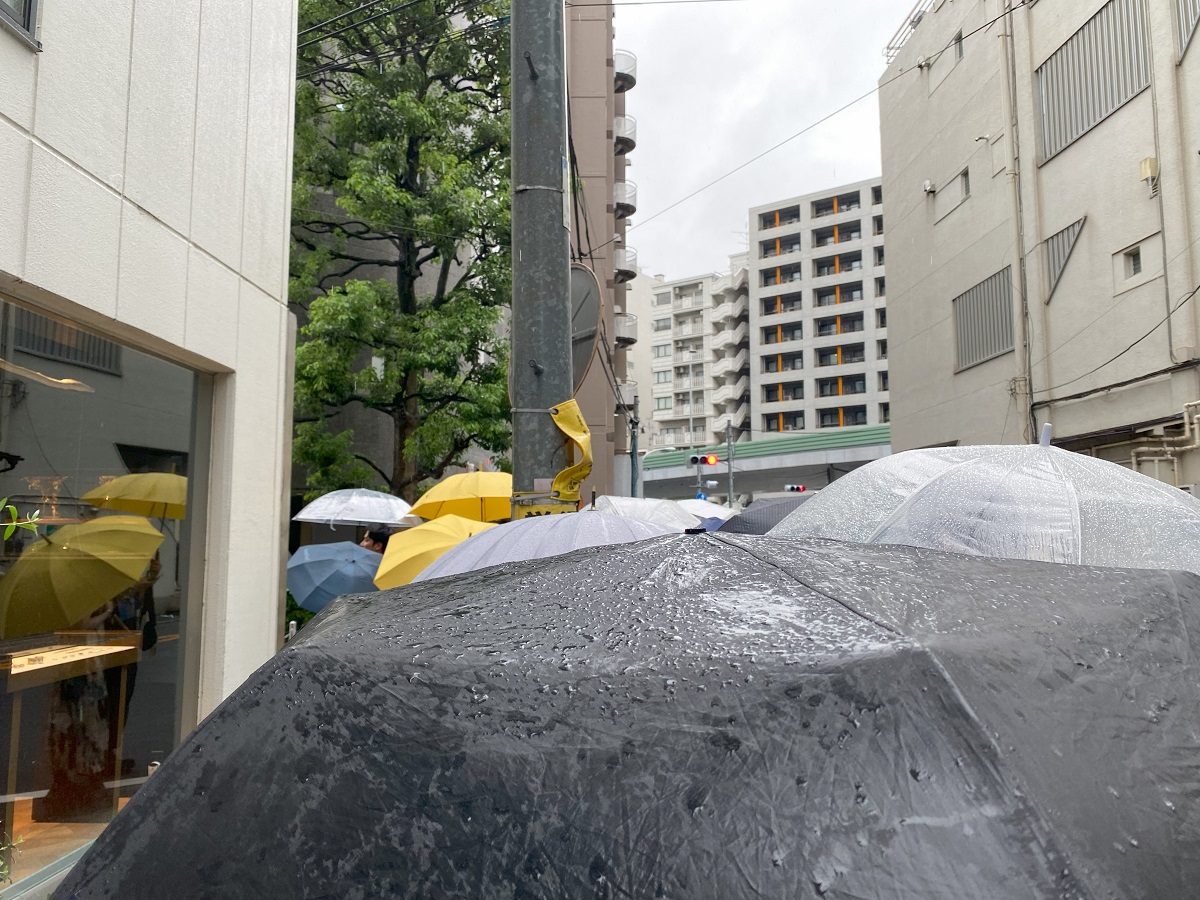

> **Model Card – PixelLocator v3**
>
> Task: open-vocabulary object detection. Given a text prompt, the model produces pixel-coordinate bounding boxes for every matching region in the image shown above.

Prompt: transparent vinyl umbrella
[770,443,1200,573]
[593,495,699,531]
[413,510,676,582]
[293,489,413,527]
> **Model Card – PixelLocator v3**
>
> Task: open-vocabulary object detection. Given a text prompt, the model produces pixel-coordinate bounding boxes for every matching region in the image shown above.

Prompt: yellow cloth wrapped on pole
[549,399,592,503]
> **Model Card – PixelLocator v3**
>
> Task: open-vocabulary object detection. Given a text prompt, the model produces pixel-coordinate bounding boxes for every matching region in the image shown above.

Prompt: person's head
[360,526,392,554]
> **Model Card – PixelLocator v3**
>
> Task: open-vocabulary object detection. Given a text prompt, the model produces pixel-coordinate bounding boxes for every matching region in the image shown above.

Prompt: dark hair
[366,526,393,549]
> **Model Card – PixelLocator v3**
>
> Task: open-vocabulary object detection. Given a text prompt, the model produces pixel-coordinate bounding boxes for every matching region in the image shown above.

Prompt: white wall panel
[185,248,241,370]
[117,203,188,345]
[124,0,201,234]
[0,121,31,278]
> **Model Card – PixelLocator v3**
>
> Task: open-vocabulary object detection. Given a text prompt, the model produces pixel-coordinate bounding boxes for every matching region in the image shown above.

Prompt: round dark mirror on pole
[570,263,603,395]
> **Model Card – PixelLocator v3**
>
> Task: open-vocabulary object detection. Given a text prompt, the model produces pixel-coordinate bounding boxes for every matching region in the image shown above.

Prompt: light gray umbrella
[770,443,1200,573]
[292,488,413,527]
[413,510,676,582]
[593,495,699,530]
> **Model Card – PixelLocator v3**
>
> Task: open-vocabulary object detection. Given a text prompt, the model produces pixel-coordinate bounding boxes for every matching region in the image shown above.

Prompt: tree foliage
[291,0,512,502]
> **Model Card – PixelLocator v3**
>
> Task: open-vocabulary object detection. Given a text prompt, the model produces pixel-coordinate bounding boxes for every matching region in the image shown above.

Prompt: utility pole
[726,422,734,507]
[629,395,640,498]
[510,0,572,514]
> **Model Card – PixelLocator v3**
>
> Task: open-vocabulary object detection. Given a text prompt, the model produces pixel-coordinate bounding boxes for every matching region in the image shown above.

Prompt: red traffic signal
[689,453,720,466]
[784,484,806,492]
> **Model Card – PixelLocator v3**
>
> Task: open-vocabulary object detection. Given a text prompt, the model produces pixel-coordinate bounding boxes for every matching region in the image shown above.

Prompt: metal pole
[726,421,734,507]
[511,0,571,501]
[629,395,639,497]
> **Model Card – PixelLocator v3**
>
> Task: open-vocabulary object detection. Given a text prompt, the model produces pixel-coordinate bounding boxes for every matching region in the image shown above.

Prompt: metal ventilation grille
[1178,0,1200,57]
[953,268,1014,371]
[1037,0,1150,160]
[1045,217,1086,300]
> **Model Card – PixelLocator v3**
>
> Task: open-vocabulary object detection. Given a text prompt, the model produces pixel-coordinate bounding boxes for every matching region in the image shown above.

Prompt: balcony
[616,379,637,408]
[711,348,748,379]
[672,322,705,338]
[614,313,638,347]
[711,293,748,322]
[712,375,749,406]
[614,115,637,155]
[614,247,637,283]
[614,49,638,92]
[614,181,638,219]
[673,349,707,364]
[673,294,706,311]
[711,320,748,352]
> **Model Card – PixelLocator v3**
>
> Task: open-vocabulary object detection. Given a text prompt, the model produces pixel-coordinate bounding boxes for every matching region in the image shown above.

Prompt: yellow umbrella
[408,472,513,523]
[373,515,496,589]
[82,472,188,520]
[0,516,165,639]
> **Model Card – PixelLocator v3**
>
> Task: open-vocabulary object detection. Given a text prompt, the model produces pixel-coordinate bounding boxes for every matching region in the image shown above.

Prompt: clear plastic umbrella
[593,495,698,531]
[293,489,413,527]
[770,443,1200,573]
[413,511,677,582]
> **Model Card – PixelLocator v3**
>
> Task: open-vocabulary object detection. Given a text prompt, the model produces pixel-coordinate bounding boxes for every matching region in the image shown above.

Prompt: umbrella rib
[713,535,902,637]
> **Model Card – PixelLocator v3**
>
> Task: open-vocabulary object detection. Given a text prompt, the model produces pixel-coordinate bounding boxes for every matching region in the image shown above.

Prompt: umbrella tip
[1038,423,1053,447]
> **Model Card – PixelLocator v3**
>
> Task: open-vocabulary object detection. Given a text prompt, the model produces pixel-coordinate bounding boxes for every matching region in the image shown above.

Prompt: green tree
[291,0,512,502]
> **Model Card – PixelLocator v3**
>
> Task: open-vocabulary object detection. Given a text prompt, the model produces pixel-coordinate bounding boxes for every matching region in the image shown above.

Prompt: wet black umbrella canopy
[57,534,1200,899]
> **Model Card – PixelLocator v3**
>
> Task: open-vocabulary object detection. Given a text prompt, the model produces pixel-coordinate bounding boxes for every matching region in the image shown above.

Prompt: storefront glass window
[0,298,198,883]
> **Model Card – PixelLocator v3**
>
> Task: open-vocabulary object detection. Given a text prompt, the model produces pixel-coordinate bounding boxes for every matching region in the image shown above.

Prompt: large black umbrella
[57,534,1200,899]
[717,494,811,535]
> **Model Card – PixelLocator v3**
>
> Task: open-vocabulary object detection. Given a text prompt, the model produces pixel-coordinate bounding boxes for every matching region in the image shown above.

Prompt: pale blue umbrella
[286,542,380,612]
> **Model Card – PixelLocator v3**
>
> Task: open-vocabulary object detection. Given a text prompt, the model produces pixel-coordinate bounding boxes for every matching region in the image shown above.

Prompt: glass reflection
[0,299,196,882]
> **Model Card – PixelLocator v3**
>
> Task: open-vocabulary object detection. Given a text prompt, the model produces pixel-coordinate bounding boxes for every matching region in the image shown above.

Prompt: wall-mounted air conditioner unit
[922,180,936,194]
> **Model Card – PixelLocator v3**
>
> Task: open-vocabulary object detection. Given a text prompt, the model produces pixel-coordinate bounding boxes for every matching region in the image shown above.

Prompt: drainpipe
[1130,400,1200,485]
[1000,10,1036,442]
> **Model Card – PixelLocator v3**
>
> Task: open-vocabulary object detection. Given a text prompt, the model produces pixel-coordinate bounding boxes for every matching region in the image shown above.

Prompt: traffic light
[689,453,719,466]
[783,484,806,492]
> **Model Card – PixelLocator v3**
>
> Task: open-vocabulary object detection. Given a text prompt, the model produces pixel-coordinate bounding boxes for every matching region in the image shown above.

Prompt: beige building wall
[0,0,297,712]
[880,0,1200,484]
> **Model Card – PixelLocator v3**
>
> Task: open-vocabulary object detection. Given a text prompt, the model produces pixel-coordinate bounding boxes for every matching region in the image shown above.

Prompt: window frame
[0,0,41,49]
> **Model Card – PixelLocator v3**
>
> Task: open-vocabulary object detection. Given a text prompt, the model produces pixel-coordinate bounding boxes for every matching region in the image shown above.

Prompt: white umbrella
[413,511,676,582]
[770,443,1200,573]
[677,498,737,521]
[593,496,700,531]
[293,488,412,527]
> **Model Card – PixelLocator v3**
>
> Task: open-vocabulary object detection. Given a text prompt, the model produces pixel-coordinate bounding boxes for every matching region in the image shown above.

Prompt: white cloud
[613,0,903,280]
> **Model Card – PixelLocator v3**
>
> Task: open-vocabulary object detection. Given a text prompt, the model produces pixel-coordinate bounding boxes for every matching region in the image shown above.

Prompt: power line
[601,0,1031,253]
[299,0,394,38]
[298,0,431,51]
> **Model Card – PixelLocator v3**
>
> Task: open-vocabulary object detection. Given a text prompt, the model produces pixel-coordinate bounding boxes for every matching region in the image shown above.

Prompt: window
[14,309,122,375]
[880,402,891,423]
[879,370,890,391]
[763,383,804,403]
[764,353,803,373]
[874,246,885,266]
[954,29,964,60]
[873,215,884,236]
[652,344,671,358]
[652,318,671,332]
[953,268,1014,370]
[876,308,887,328]
[654,371,672,384]
[0,0,38,44]
[960,168,971,199]
[872,185,883,205]
[877,339,888,359]
[782,324,803,342]
[762,327,779,345]
[654,397,672,410]
[782,412,805,431]
[1037,0,1151,159]
[760,206,800,229]
[654,293,671,307]
[819,406,867,428]
[761,292,802,315]
[817,344,864,366]
[1125,247,1143,277]
[875,277,886,297]
[764,415,781,432]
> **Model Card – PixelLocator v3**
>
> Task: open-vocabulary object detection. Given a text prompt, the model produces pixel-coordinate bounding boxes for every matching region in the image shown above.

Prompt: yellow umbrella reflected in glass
[82,473,187,520]
[408,472,512,523]
[0,516,165,640]
[373,515,496,589]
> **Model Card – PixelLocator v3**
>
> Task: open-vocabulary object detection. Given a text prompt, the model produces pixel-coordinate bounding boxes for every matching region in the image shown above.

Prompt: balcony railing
[614,115,637,154]
[614,313,638,347]
[616,379,637,408]
[614,181,638,219]
[673,294,705,311]
[614,49,638,92]
[614,247,637,283]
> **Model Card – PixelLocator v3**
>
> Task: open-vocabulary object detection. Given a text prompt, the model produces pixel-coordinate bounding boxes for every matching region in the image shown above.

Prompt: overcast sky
[611,0,905,280]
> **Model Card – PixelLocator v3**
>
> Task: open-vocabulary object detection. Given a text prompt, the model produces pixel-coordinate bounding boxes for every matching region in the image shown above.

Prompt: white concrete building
[638,258,750,452]
[0,1,295,888]
[747,180,889,438]
[880,0,1200,484]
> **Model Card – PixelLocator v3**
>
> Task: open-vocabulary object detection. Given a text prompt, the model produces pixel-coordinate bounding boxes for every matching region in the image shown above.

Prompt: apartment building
[0,1,296,889]
[747,179,889,438]
[879,0,1200,485]
[567,8,639,494]
[634,258,750,451]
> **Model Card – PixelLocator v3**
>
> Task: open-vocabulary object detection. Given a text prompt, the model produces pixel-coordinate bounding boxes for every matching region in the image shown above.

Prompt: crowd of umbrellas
[57,439,1200,899]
